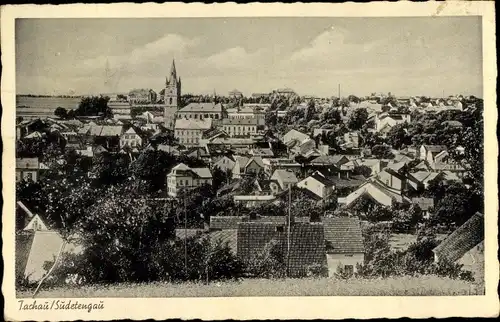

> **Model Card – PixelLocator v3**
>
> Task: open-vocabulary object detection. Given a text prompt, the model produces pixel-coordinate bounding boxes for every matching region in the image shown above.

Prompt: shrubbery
[357,224,474,281]
[42,235,245,287]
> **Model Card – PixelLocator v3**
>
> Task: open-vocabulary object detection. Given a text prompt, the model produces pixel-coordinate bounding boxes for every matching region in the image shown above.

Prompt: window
[215,114,219,119]
[195,114,198,119]
[25,172,33,181]
[276,226,284,233]
[169,97,173,105]
[179,180,183,186]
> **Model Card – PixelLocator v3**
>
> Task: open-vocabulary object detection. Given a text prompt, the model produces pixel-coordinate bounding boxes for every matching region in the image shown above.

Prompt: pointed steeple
[170,59,177,82]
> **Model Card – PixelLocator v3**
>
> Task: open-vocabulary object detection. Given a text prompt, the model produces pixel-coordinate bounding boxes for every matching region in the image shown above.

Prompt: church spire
[170,59,177,82]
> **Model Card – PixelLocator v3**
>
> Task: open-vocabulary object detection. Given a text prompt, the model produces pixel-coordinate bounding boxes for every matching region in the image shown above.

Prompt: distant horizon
[16,17,482,98]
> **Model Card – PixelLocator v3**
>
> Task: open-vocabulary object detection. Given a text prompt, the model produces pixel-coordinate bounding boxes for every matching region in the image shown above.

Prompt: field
[16,96,81,118]
[18,276,483,298]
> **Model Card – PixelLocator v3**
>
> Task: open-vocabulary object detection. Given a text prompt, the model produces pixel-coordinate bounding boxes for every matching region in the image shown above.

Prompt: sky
[15,17,482,97]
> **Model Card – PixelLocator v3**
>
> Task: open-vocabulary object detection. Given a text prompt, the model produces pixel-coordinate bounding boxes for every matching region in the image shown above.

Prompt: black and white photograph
[2,2,498,320]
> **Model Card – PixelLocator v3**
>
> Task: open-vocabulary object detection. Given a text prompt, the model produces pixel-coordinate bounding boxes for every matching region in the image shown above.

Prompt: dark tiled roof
[322,217,365,254]
[433,212,484,263]
[310,173,336,187]
[210,216,245,230]
[209,229,238,254]
[175,229,204,240]
[423,145,448,153]
[237,222,327,277]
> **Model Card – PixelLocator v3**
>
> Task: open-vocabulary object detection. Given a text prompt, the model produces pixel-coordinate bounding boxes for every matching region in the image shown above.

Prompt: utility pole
[184,195,187,273]
[286,186,291,277]
[338,84,341,98]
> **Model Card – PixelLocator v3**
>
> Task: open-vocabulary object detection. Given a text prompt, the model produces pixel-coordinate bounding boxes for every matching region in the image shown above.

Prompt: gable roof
[209,229,238,254]
[175,118,212,130]
[210,216,245,230]
[178,102,223,113]
[246,156,265,169]
[322,217,365,254]
[272,169,298,183]
[433,212,484,263]
[237,222,327,277]
[311,155,348,166]
[191,167,212,179]
[16,230,82,282]
[283,129,310,144]
[308,172,336,187]
[422,145,447,153]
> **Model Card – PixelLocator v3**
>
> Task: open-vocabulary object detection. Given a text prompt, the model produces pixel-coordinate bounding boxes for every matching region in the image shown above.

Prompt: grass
[17,276,484,298]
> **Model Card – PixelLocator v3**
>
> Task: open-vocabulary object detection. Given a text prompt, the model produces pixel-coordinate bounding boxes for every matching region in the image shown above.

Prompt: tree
[387,123,411,149]
[348,108,369,130]
[353,165,372,178]
[371,144,394,159]
[265,111,277,128]
[54,107,68,119]
[305,100,316,122]
[348,95,360,104]
[392,204,423,233]
[75,96,112,118]
[321,107,342,125]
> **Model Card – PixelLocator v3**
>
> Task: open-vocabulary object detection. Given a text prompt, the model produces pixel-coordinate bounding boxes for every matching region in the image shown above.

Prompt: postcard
[1,1,498,320]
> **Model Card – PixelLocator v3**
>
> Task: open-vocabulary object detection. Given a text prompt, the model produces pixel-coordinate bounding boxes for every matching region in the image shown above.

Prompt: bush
[306,263,329,278]
[47,234,245,286]
[244,239,286,278]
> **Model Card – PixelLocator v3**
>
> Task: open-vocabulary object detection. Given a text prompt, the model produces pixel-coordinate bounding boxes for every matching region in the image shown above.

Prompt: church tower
[163,59,181,129]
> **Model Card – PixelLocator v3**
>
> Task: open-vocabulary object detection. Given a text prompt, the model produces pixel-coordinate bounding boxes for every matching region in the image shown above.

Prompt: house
[407,171,444,190]
[375,112,411,134]
[339,179,411,208]
[221,118,258,137]
[213,156,235,172]
[253,179,281,195]
[174,118,212,147]
[119,127,143,148]
[229,89,244,99]
[432,212,484,264]
[419,145,448,163]
[343,132,360,149]
[226,107,266,126]
[249,148,274,158]
[297,172,336,200]
[233,195,277,208]
[411,197,435,218]
[16,214,82,283]
[237,221,327,277]
[376,168,407,192]
[177,102,223,122]
[166,163,213,197]
[431,150,466,175]
[16,158,40,182]
[271,169,298,190]
[323,217,365,277]
[210,216,245,230]
[355,158,387,175]
[262,158,301,176]
[231,156,264,179]
[282,129,310,146]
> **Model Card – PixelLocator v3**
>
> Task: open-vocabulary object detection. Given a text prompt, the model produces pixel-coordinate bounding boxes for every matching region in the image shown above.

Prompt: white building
[174,118,212,147]
[120,127,143,148]
[375,112,411,134]
[221,118,258,137]
[166,163,213,197]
